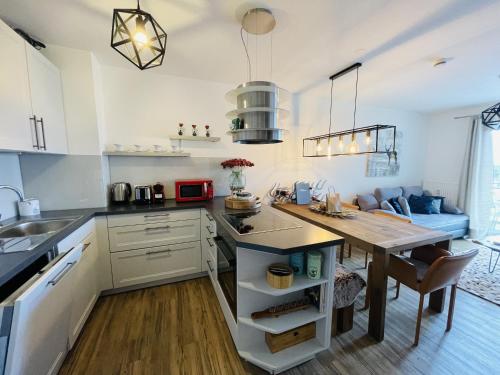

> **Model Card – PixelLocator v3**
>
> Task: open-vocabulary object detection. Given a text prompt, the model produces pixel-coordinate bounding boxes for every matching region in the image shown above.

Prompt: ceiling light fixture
[225,8,289,144]
[303,62,397,159]
[111,0,167,70]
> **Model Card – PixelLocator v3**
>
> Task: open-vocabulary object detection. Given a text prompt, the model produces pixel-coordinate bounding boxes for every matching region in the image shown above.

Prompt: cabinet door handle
[206,225,214,235]
[145,225,170,232]
[82,242,91,252]
[39,117,47,150]
[206,237,215,247]
[144,213,170,218]
[146,248,172,255]
[207,259,214,272]
[47,261,76,287]
[30,115,39,150]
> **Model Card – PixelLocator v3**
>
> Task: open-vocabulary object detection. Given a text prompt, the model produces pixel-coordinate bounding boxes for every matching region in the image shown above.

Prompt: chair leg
[331,308,339,337]
[363,263,372,310]
[339,243,344,264]
[446,285,457,332]
[364,251,368,269]
[395,281,400,299]
[348,244,352,258]
[414,294,425,346]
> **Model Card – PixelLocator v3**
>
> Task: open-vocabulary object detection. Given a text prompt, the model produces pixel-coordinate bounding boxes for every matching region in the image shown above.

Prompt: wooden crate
[265,322,316,353]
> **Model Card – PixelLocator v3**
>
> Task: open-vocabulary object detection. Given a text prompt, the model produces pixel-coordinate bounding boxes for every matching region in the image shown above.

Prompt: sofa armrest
[370,209,412,223]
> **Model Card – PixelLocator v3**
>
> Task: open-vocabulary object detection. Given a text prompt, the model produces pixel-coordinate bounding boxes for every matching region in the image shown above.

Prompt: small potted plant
[221,158,254,194]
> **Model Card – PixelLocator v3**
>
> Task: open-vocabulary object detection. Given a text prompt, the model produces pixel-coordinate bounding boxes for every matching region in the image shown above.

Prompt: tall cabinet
[0,18,67,154]
[0,20,33,152]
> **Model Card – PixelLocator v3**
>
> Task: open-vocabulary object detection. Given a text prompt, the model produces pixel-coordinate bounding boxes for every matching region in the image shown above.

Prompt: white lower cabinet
[110,241,202,288]
[68,231,99,349]
[5,244,83,375]
[201,209,217,272]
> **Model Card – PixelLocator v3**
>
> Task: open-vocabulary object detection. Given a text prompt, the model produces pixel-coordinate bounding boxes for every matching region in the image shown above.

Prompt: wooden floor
[60,249,500,375]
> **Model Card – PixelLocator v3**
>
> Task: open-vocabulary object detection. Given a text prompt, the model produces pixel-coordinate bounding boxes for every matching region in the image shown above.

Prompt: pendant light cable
[328,78,334,136]
[270,31,273,81]
[240,27,251,81]
[352,66,359,131]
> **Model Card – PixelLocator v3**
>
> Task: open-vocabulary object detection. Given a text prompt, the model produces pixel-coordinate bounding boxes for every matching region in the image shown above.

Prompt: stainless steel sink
[0,218,76,239]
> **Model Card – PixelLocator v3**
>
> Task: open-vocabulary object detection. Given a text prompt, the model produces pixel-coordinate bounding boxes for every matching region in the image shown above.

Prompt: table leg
[429,238,451,313]
[339,243,344,264]
[429,287,447,312]
[368,249,389,342]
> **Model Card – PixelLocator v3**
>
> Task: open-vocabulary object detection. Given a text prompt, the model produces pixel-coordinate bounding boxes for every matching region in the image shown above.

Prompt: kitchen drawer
[107,209,200,228]
[203,234,217,260]
[206,251,217,285]
[109,219,200,252]
[110,241,201,288]
[201,210,216,236]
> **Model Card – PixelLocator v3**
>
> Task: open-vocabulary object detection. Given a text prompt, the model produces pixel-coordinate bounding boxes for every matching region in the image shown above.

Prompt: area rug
[453,240,500,306]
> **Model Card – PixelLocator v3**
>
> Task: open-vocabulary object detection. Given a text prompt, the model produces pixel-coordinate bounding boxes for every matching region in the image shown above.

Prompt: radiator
[423,180,460,205]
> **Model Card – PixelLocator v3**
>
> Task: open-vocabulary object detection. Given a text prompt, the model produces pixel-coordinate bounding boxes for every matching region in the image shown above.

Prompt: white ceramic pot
[18,199,40,217]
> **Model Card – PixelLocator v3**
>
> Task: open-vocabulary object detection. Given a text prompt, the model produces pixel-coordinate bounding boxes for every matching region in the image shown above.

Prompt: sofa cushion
[412,213,470,233]
[442,202,464,215]
[357,193,379,211]
[388,197,404,215]
[380,200,396,212]
[408,194,441,214]
[403,186,424,199]
[398,196,412,217]
[374,187,403,203]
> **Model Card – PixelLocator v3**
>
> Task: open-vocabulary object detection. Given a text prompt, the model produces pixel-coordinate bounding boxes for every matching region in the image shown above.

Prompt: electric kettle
[110,182,131,204]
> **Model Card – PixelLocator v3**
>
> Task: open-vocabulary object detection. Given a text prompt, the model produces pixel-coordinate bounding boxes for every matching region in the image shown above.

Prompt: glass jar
[229,168,246,193]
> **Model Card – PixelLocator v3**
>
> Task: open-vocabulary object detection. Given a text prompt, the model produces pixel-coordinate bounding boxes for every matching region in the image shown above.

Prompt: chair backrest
[420,249,479,294]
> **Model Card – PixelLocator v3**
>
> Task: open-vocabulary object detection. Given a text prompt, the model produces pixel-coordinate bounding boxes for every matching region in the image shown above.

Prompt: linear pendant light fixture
[111,0,167,70]
[303,63,397,159]
[225,8,289,144]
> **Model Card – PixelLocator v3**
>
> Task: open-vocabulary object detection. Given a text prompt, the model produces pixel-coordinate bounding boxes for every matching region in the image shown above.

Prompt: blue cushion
[388,197,404,215]
[408,194,441,214]
[412,213,469,233]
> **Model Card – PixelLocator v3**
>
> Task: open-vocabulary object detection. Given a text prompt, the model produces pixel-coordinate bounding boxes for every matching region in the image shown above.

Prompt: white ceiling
[1,0,500,113]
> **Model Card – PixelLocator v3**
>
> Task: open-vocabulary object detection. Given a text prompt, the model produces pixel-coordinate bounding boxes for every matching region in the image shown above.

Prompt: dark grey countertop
[0,198,343,286]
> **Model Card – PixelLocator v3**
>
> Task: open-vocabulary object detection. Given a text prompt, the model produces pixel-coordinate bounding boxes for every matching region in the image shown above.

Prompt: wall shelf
[238,275,328,297]
[103,151,190,157]
[238,306,326,334]
[169,135,220,142]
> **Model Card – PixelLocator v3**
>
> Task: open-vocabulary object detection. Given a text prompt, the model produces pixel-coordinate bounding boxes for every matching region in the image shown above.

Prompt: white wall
[293,81,429,201]
[0,153,24,219]
[422,102,495,204]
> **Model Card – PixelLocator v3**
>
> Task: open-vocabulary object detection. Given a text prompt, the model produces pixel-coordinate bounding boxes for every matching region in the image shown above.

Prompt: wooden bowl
[266,263,294,289]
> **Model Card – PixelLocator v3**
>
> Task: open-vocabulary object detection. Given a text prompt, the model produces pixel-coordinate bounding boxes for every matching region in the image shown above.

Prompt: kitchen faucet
[0,185,25,223]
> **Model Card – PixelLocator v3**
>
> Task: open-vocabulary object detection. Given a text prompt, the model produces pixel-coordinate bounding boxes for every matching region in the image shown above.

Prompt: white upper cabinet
[25,43,68,154]
[0,20,34,152]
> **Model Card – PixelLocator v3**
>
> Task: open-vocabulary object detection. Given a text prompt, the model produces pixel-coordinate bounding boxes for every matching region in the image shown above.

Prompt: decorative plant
[221,158,255,193]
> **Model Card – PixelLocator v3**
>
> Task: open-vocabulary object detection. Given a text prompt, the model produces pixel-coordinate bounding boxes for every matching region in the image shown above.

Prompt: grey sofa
[356,186,469,239]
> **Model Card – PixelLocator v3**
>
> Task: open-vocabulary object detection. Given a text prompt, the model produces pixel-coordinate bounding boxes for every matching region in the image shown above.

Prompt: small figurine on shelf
[178,123,184,136]
[192,124,198,136]
[205,125,210,137]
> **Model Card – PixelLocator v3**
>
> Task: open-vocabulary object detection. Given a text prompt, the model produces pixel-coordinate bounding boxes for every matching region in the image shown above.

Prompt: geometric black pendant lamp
[481,102,500,130]
[111,0,167,70]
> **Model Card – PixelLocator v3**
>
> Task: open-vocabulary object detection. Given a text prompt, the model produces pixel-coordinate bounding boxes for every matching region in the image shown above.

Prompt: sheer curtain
[458,116,494,239]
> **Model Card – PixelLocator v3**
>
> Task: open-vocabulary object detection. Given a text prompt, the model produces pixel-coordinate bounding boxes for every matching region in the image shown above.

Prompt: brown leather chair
[365,245,478,345]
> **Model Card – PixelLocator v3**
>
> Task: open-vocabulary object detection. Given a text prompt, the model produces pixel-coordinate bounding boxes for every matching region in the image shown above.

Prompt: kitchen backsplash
[0,153,24,220]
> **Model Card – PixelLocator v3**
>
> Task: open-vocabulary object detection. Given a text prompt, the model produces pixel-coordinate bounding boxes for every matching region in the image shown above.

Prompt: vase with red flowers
[221,158,254,194]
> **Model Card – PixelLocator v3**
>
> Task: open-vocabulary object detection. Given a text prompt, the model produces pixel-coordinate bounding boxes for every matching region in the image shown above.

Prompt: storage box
[265,322,316,353]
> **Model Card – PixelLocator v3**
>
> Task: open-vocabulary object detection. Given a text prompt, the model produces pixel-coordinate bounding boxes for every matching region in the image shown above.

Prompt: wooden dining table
[273,203,453,342]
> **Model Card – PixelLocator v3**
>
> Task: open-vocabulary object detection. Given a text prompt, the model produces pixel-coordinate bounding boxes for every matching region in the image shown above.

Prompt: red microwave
[175,179,214,202]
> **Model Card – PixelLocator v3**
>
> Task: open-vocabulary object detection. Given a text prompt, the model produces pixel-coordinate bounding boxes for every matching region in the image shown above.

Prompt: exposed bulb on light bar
[365,130,371,145]
[338,135,344,152]
[348,133,359,154]
[316,139,322,154]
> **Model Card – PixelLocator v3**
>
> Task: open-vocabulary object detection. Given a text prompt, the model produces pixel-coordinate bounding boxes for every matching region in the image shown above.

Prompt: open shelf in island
[238,275,328,296]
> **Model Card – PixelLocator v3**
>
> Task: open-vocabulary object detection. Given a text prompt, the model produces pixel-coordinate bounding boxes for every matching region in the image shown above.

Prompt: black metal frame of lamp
[111,5,167,70]
[481,102,500,130]
[302,124,396,157]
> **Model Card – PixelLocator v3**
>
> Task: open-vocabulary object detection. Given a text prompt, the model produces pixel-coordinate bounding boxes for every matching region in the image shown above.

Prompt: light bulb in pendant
[365,130,371,145]
[316,139,322,154]
[348,133,359,154]
[338,135,344,152]
[327,138,332,160]
[133,16,148,46]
